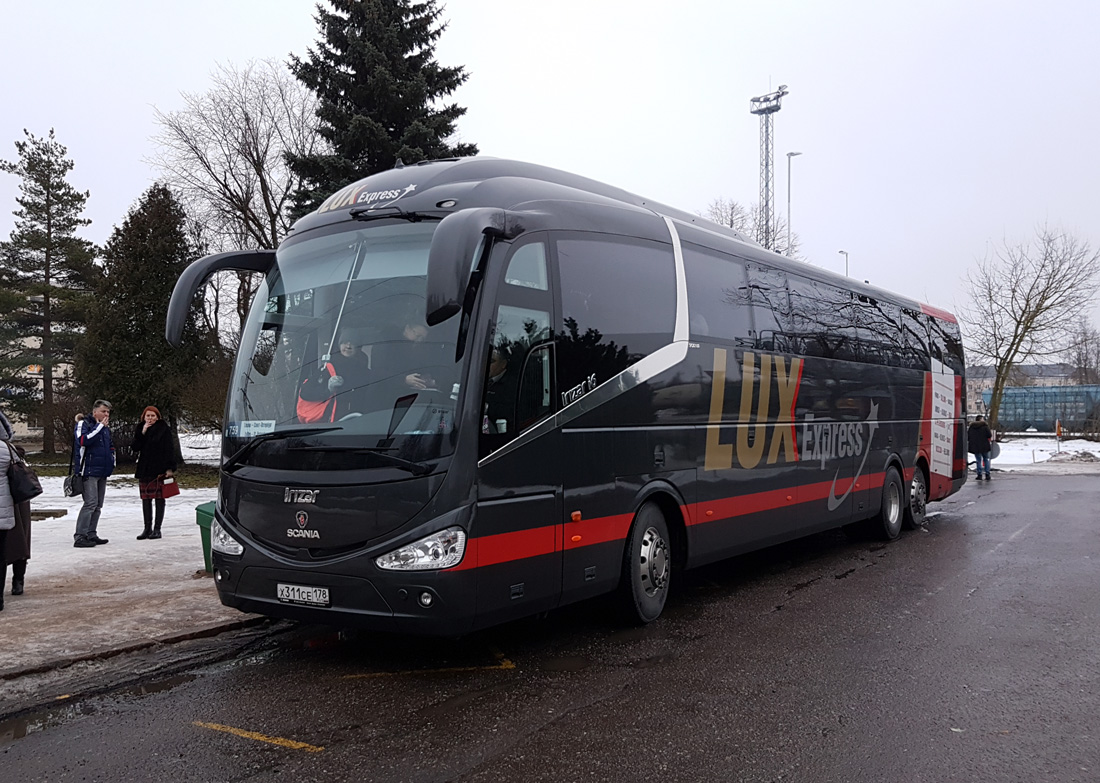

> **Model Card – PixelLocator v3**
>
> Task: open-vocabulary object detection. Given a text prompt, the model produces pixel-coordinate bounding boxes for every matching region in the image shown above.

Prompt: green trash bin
[196,501,216,573]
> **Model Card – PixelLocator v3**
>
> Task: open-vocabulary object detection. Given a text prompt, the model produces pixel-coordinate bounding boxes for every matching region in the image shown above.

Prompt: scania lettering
[166,157,966,635]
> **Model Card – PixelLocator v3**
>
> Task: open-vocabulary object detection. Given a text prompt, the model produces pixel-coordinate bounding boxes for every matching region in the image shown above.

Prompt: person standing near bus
[132,406,176,540]
[0,409,32,606]
[73,400,115,547]
[968,414,993,480]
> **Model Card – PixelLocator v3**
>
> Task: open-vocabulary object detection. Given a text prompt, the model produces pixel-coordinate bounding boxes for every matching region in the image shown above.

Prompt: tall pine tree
[0,129,97,453]
[286,0,478,217]
[76,184,208,455]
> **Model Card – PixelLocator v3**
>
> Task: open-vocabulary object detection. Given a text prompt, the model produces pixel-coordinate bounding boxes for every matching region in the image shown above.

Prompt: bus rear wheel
[876,467,905,540]
[619,503,671,624]
[903,468,927,530]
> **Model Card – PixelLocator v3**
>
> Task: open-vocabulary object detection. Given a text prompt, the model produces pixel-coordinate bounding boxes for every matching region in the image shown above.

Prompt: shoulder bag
[5,441,43,504]
[64,448,87,498]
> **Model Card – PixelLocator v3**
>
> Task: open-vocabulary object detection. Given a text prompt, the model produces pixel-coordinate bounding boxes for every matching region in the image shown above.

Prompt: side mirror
[165,250,275,346]
[425,208,508,326]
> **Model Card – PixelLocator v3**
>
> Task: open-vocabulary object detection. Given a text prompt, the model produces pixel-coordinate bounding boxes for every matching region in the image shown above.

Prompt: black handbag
[5,441,43,504]
[64,448,87,498]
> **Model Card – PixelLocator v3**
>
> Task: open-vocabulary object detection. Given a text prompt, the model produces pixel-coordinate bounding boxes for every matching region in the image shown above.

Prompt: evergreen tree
[286,0,478,217]
[0,129,97,453]
[76,184,209,457]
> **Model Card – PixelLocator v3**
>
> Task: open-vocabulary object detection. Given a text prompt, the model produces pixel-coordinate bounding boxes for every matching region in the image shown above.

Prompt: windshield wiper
[223,427,341,472]
[288,444,432,476]
[347,206,442,223]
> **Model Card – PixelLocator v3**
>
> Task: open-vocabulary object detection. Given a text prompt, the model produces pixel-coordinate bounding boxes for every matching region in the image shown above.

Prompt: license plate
[277,583,330,607]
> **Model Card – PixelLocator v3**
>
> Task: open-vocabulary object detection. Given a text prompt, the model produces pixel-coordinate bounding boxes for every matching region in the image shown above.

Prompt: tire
[619,503,672,624]
[903,467,927,530]
[876,467,905,541]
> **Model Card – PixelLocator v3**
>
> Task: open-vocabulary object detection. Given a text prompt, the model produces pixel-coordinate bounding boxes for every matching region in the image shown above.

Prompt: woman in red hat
[131,406,176,540]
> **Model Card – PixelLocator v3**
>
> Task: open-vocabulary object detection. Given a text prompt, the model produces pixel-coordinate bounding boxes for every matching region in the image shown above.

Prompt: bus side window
[681,242,752,345]
[746,262,790,352]
[481,238,553,458]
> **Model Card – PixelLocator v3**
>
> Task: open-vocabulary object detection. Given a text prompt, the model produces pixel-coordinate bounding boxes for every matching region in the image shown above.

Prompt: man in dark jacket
[967,414,993,480]
[73,400,115,547]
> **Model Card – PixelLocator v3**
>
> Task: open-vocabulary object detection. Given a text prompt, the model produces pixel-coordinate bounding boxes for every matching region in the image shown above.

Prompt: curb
[0,615,271,681]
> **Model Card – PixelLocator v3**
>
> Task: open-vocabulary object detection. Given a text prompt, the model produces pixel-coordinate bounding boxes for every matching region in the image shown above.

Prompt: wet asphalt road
[3,472,1098,782]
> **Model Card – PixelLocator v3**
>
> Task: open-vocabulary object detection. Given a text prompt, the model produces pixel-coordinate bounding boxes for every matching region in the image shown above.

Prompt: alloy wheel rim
[639,526,669,597]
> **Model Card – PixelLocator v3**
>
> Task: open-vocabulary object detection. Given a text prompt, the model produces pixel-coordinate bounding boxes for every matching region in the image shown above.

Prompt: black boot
[11,560,24,595]
[149,499,165,539]
[137,524,152,540]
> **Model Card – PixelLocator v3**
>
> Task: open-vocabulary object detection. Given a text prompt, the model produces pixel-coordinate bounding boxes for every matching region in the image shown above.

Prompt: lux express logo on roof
[316,183,417,213]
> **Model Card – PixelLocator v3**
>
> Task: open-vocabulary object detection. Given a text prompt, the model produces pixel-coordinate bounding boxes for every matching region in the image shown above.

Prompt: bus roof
[290,156,957,324]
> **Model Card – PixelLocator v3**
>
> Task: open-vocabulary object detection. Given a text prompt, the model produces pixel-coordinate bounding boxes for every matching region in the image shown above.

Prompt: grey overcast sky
[2,0,1099,329]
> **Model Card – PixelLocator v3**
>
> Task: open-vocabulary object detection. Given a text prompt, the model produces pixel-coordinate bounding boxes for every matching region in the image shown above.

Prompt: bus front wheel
[619,503,671,624]
[876,467,905,540]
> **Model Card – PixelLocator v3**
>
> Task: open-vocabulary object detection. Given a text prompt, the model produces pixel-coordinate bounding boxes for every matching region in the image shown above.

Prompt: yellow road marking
[342,650,515,679]
[193,721,324,752]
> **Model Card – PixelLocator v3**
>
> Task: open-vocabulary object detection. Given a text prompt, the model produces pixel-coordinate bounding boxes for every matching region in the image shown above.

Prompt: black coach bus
[166,157,966,635]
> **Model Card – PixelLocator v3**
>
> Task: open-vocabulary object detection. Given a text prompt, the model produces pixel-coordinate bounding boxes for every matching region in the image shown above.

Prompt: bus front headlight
[211,517,245,556]
[376,526,466,571]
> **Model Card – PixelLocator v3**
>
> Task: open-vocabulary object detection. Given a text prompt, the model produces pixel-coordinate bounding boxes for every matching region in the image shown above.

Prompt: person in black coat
[132,406,177,540]
[967,414,994,480]
[297,328,374,422]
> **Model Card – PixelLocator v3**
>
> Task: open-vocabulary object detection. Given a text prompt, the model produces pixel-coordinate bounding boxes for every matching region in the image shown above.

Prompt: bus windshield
[223,220,463,471]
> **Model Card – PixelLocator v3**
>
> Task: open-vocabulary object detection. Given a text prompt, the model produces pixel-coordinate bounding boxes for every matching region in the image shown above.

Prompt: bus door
[474,238,561,626]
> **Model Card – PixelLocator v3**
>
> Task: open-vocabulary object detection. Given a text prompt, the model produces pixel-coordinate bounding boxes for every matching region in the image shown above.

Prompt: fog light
[215,570,223,582]
[418,591,433,608]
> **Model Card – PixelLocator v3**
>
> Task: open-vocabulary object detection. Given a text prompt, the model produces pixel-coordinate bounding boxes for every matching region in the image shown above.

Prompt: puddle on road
[0,673,197,746]
[0,700,94,745]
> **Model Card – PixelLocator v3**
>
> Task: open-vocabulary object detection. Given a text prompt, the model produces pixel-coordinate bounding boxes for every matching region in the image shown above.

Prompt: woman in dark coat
[132,406,176,540]
[0,409,31,607]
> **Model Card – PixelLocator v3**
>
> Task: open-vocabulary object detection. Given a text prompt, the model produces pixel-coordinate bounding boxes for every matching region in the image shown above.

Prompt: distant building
[965,363,1076,416]
[982,384,1100,433]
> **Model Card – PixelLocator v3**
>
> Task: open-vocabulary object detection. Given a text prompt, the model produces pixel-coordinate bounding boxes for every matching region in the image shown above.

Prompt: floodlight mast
[749,84,789,251]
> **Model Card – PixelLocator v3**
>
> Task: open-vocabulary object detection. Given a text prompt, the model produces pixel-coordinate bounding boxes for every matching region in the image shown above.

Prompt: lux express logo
[704,349,879,511]
[316,183,417,213]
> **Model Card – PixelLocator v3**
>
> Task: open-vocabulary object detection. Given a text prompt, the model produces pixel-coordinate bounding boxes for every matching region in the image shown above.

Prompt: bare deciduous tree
[1065,319,1100,385]
[960,226,1100,430]
[701,197,802,259]
[150,59,325,337]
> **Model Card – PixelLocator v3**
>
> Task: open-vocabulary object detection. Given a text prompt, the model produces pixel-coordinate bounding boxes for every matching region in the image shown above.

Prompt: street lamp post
[838,249,849,276]
[786,152,801,256]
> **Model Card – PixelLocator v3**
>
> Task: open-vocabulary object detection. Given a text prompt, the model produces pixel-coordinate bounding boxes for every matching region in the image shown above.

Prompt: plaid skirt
[139,477,166,500]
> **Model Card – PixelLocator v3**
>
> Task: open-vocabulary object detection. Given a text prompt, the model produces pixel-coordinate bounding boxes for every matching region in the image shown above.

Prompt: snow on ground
[179,429,221,466]
[991,436,1100,468]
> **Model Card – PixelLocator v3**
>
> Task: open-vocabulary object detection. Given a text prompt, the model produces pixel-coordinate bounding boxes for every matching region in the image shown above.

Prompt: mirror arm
[165,250,275,346]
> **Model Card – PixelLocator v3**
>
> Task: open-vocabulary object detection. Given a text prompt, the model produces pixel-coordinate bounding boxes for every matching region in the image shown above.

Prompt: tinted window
[746,262,790,352]
[556,236,675,400]
[901,308,929,370]
[929,316,965,375]
[682,242,752,344]
[504,242,548,291]
[787,275,857,360]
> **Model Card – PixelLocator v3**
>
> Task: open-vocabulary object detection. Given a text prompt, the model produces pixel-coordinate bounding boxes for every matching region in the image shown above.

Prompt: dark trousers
[142,497,166,528]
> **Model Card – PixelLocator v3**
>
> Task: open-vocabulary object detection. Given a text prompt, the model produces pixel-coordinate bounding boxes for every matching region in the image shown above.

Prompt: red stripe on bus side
[564,513,634,551]
[452,465,917,570]
[447,524,559,571]
[690,470,890,526]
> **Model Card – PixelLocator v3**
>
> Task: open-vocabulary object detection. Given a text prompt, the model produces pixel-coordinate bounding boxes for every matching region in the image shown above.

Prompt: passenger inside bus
[297,327,372,422]
[483,346,518,434]
[370,308,453,397]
